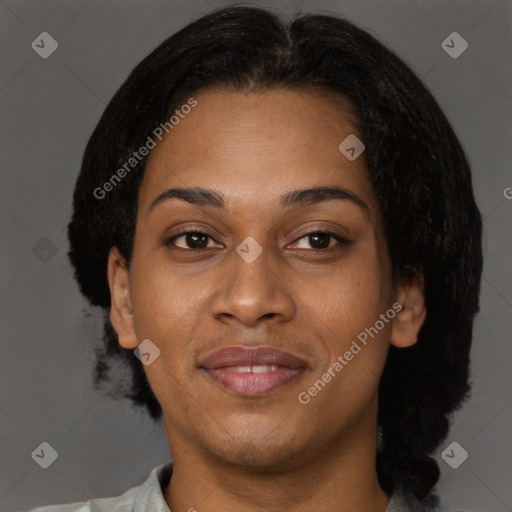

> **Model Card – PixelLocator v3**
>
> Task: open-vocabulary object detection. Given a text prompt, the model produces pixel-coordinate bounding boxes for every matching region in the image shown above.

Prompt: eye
[164,229,351,252]
[165,229,221,250]
[290,231,351,252]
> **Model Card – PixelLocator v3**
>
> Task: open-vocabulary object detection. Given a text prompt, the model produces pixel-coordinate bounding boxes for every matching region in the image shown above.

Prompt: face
[108,87,425,471]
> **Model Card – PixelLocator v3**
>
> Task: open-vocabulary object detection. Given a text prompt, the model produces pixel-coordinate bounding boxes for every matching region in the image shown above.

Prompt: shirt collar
[133,460,173,512]
[129,461,438,512]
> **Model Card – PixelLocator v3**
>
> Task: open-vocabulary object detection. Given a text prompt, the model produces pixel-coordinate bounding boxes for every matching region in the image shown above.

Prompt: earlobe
[390,275,427,348]
[107,247,138,349]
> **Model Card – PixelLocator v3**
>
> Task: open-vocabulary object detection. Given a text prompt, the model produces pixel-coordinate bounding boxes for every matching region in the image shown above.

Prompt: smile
[199,345,308,396]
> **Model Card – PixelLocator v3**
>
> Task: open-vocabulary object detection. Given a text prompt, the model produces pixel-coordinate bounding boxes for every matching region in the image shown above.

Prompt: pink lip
[199,346,307,397]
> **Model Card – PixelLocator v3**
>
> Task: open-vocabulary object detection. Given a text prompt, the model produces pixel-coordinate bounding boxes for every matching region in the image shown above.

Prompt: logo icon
[338,134,365,161]
[442,32,468,59]
[236,237,263,263]
[441,441,468,469]
[31,32,59,59]
[32,237,58,263]
[31,441,58,469]
[134,338,161,366]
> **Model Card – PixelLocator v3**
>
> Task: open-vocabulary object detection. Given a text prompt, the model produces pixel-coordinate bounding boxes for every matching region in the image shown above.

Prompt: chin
[207,430,312,473]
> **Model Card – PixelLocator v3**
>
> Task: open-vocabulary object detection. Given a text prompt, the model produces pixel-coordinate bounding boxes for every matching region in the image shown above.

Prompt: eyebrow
[147,185,369,215]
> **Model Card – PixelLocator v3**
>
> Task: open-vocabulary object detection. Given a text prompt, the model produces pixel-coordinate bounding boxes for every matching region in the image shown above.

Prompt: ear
[390,274,427,348]
[107,246,137,349]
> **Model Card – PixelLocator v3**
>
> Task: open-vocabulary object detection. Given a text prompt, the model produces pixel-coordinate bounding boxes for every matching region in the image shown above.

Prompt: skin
[107,87,427,512]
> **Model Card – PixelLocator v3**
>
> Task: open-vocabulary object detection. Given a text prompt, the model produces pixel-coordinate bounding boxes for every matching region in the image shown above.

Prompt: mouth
[199,345,307,397]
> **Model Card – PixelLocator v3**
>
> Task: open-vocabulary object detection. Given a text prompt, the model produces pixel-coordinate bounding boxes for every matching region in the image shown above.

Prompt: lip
[199,345,307,397]
[200,345,307,369]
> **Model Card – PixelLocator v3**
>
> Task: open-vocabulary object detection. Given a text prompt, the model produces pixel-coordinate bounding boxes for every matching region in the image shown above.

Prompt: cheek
[301,257,392,419]
[128,253,209,350]
[127,259,205,408]
[307,246,391,343]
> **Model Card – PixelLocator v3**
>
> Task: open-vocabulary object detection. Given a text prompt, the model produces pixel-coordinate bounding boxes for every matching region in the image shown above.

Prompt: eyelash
[164,228,351,254]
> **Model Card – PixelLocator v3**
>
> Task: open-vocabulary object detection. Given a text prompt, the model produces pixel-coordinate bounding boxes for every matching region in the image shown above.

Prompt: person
[31,4,483,512]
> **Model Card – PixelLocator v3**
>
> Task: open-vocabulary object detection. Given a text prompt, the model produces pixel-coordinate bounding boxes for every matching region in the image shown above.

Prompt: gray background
[0,0,511,511]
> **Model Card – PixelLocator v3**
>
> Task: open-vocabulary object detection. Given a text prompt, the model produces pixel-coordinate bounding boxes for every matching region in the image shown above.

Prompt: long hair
[67,5,483,500]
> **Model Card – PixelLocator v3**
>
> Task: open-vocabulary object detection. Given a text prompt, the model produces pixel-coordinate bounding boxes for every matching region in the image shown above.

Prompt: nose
[211,243,296,327]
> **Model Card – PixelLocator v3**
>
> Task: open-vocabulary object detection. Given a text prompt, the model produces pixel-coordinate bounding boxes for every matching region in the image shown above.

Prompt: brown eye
[307,232,331,249]
[291,231,351,252]
[164,229,351,253]
[165,230,220,250]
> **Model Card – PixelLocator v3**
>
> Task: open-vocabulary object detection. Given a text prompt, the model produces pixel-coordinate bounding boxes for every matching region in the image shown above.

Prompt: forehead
[140,87,376,216]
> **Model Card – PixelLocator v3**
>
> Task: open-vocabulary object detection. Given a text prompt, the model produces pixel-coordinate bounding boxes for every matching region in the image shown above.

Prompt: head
[68,4,483,501]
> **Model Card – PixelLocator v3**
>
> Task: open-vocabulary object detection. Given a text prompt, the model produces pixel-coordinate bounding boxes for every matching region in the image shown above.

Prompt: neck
[163,409,390,512]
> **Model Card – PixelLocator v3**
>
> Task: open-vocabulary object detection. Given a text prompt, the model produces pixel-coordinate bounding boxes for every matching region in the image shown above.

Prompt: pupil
[187,233,208,249]
[183,233,331,250]
[311,233,330,249]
